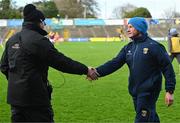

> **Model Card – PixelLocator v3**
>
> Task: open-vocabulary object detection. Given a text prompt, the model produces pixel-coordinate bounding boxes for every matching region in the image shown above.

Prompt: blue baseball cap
[169,28,178,36]
[128,17,148,34]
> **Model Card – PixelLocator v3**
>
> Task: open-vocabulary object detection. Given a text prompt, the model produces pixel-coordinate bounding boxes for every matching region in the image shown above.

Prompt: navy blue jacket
[96,34,176,96]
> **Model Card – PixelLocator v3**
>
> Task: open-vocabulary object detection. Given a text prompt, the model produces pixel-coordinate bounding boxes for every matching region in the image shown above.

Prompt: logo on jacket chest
[143,48,149,54]
[127,48,149,56]
[12,43,20,49]
[127,50,132,55]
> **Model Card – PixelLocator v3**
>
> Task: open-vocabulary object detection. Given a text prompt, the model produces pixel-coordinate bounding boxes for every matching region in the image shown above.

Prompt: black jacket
[0,22,88,106]
[96,34,176,96]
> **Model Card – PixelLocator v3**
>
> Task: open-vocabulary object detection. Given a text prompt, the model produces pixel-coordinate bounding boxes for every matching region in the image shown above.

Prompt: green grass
[0,42,180,123]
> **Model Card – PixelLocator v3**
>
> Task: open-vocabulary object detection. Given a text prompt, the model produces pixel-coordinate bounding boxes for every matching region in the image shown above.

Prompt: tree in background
[33,0,59,18]
[112,4,151,19]
[124,7,152,18]
[0,0,21,19]
[0,0,10,10]
[0,0,59,19]
[112,3,137,19]
[163,7,180,19]
[53,0,99,18]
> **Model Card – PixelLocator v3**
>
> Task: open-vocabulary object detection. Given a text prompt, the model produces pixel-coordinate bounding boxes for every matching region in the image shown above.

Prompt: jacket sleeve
[0,42,9,80]
[152,43,176,93]
[42,38,88,75]
[96,46,126,77]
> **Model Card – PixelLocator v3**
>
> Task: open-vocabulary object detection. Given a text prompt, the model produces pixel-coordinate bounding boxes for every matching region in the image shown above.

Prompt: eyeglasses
[40,19,46,26]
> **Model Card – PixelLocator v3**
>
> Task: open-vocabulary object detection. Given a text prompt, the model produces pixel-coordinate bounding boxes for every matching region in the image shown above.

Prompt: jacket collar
[131,33,148,43]
[22,21,48,36]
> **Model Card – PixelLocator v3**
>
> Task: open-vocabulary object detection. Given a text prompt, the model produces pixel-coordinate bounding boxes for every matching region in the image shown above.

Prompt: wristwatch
[167,90,174,94]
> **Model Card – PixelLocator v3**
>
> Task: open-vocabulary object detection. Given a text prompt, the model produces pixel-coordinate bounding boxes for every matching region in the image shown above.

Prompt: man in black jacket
[88,17,176,123]
[0,4,97,122]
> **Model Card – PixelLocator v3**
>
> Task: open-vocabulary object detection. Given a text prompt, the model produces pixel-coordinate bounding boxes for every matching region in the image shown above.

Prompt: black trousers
[11,105,54,122]
[133,91,160,123]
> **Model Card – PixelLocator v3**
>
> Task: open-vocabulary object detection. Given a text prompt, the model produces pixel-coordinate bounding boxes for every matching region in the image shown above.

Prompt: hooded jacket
[96,34,176,96]
[0,22,88,106]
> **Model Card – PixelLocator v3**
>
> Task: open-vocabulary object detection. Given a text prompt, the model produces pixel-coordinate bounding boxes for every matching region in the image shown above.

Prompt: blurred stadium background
[0,0,180,44]
[1,17,180,43]
[0,0,180,122]
[1,17,180,44]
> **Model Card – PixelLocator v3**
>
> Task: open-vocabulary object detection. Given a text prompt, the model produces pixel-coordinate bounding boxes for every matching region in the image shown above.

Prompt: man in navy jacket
[88,17,176,123]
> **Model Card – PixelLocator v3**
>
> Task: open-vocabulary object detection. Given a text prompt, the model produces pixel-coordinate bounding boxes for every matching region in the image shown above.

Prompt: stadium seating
[1,22,180,42]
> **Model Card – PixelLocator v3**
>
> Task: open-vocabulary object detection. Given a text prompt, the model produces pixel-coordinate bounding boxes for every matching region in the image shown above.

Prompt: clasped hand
[87,67,100,81]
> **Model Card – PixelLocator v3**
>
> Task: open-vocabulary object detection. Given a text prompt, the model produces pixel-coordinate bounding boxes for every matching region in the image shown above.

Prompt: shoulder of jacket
[124,41,133,49]
[146,37,161,46]
[6,32,21,45]
[147,38,166,52]
[126,41,133,47]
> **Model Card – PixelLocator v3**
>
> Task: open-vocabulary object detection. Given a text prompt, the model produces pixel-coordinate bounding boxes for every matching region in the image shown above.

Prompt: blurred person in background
[0,4,97,122]
[87,17,176,123]
[168,28,180,74]
[0,36,3,47]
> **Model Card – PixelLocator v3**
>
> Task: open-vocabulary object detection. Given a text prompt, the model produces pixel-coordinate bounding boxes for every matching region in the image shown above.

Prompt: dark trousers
[170,53,180,63]
[133,91,160,123]
[11,105,54,122]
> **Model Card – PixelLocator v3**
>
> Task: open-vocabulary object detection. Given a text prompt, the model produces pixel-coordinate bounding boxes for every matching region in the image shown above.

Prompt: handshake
[87,67,100,81]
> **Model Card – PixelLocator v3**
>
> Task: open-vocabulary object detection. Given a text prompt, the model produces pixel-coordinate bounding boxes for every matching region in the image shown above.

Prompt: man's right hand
[87,67,100,81]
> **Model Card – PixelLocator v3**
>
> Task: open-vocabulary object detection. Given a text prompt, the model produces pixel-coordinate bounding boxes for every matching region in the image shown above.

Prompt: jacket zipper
[132,44,138,69]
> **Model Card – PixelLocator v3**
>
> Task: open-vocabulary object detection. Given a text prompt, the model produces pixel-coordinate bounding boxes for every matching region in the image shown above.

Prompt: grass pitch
[0,42,180,122]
